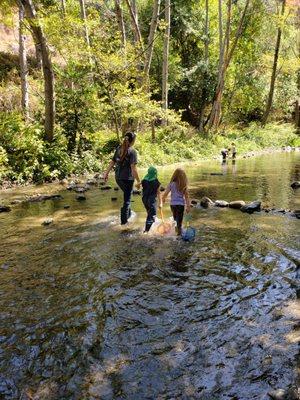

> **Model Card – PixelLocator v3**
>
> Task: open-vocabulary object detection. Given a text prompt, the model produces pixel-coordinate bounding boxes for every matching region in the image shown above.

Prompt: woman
[103,132,141,225]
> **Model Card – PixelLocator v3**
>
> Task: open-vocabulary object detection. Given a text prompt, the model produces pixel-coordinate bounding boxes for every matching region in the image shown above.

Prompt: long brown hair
[120,132,136,161]
[170,168,188,193]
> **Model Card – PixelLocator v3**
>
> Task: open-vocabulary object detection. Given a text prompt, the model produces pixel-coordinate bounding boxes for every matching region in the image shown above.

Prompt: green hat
[143,166,157,182]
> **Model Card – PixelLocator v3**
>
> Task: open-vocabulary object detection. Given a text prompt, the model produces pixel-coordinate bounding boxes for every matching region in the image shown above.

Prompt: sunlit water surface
[0,152,299,400]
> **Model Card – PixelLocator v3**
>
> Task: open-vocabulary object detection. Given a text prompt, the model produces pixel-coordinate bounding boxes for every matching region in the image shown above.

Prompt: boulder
[229,200,245,209]
[76,194,86,201]
[0,205,11,213]
[291,181,300,189]
[215,200,229,207]
[240,200,261,214]
[100,186,112,191]
[200,197,214,208]
[42,218,53,226]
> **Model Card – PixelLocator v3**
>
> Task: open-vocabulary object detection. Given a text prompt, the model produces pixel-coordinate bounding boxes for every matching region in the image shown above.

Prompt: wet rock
[114,187,119,191]
[264,208,271,213]
[191,199,198,205]
[27,194,62,203]
[42,218,53,226]
[215,200,229,207]
[100,186,112,191]
[277,209,286,214]
[86,179,97,185]
[210,172,224,176]
[10,199,23,205]
[200,197,214,208]
[63,205,70,209]
[111,197,117,201]
[74,187,87,193]
[132,189,141,195]
[268,388,298,400]
[291,181,300,189]
[66,185,75,191]
[293,210,300,219]
[229,200,245,209]
[240,200,261,214]
[0,205,11,212]
[76,194,86,201]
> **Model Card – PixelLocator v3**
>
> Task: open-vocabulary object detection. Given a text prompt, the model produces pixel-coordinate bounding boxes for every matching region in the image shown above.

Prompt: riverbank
[0,122,299,188]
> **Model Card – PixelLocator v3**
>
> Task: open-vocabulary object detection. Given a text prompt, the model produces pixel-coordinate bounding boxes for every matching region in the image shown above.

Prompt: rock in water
[229,200,245,209]
[240,200,261,214]
[42,218,53,226]
[293,210,300,219]
[210,172,223,176]
[63,205,70,209]
[74,187,87,193]
[291,181,300,189]
[200,197,214,208]
[0,205,11,212]
[27,194,62,202]
[100,186,112,191]
[191,199,198,205]
[76,195,86,201]
[215,200,229,207]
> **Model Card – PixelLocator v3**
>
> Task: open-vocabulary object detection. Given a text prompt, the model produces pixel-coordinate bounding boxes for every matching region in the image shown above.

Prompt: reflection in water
[0,152,299,399]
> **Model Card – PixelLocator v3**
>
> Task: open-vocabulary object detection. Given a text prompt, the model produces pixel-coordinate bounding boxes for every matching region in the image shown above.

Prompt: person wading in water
[103,132,141,225]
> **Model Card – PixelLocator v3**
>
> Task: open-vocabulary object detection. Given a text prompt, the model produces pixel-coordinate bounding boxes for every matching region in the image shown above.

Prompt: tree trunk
[61,0,66,15]
[20,0,55,142]
[262,0,286,126]
[162,0,170,114]
[19,4,29,119]
[144,0,161,80]
[208,0,249,131]
[115,0,126,47]
[79,0,90,47]
[199,0,209,131]
[217,0,224,76]
[125,0,143,50]
[295,5,300,132]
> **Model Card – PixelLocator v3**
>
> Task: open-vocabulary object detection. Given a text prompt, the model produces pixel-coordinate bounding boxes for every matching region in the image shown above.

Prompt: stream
[0,152,299,400]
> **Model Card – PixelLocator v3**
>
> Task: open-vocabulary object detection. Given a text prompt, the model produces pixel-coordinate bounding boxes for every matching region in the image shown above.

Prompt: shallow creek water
[0,152,299,400]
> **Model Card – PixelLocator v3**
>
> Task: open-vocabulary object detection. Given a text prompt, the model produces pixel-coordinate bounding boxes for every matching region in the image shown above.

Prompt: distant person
[231,142,237,160]
[221,148,228,162]
[141,166,162,232]
[162,168,191,236]
[103,132,141,225]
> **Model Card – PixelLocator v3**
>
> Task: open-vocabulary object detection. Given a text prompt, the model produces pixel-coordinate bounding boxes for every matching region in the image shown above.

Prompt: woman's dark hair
[120,132,136,161]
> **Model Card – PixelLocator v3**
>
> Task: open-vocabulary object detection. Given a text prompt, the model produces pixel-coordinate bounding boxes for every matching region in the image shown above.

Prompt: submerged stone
[42,218,53,226]
[200,197,214,208]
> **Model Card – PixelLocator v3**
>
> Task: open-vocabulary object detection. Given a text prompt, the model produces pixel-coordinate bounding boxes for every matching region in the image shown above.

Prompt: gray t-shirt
[112,146,138,180]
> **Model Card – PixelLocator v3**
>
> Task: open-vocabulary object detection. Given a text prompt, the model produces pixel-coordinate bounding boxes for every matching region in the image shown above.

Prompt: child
[231,142,237,159]
[162,168,191,236]
[142,166,161,232]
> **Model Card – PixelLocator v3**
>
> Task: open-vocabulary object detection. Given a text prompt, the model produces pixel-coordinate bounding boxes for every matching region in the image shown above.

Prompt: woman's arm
[131,164,141,188]
[184,190,191,213]
[157,187,163,208]
[103,160,115,182]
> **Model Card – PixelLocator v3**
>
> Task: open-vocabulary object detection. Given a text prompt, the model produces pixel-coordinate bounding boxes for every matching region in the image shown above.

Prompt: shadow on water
[0,152,299,399]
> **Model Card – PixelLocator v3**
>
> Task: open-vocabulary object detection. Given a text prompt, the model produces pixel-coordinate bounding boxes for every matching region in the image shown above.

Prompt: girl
[103,132,141,225]
[141,166,161,232]
[162,168,191,236]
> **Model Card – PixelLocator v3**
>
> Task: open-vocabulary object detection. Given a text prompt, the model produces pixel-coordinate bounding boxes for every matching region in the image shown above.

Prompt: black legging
[171,205,184,232]
[116,179,134,224]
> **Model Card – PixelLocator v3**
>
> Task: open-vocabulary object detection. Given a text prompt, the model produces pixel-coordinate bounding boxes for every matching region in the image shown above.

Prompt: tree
[18,3,29,119]
[262,0,286,126]
[162,0,170,113]
[115,0,126,48]
[20,0,55,142]
[207,0,250,131]
[144,0,161,80]
[79,0,90,47]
